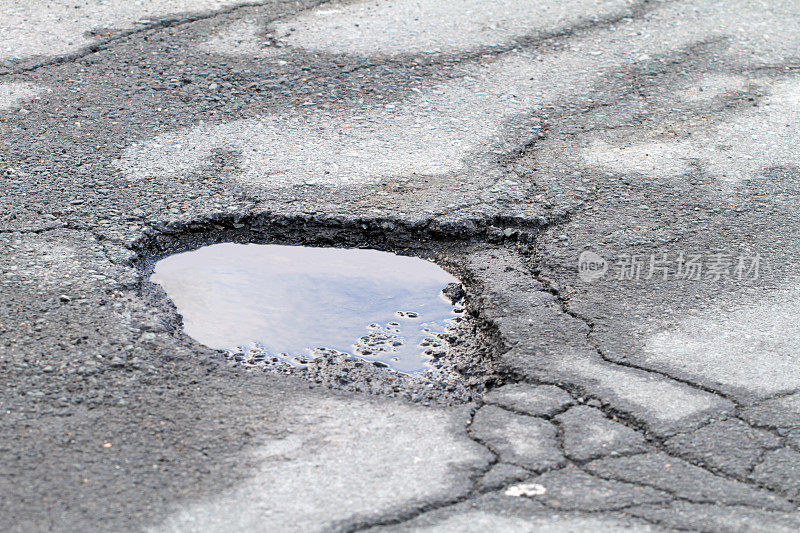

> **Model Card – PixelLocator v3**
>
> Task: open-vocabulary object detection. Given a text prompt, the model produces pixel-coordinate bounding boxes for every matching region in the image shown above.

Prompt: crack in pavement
[476,242,799,501]
[342,406,499,533]
[526,250,741,408]
[4,0,800,529]
[0,1,331,77]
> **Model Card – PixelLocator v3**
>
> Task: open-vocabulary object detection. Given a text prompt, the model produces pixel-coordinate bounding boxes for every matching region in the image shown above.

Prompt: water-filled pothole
[151,243,464,374]
[137,217,508,404]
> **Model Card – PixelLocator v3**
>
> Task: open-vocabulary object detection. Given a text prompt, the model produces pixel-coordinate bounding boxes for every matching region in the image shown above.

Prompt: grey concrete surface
[2,0,800,531]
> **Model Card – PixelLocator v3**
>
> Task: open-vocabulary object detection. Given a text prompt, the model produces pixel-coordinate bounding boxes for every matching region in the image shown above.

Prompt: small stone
[442,282,465,304]
[59,295,71,302]
[505,482,546,497]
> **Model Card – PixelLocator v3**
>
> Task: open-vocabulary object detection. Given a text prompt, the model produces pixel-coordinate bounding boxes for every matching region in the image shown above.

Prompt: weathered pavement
[2,0,800,531]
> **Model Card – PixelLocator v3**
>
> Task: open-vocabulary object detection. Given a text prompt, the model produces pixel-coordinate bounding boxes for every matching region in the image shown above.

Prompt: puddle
[150,243,464,374]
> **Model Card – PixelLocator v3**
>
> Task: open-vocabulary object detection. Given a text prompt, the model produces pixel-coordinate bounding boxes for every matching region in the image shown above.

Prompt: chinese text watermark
[578,250,761,283]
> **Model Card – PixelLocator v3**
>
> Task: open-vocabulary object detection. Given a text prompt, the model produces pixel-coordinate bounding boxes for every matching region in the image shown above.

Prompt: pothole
[138,218,505,405]
[151,242,464,374]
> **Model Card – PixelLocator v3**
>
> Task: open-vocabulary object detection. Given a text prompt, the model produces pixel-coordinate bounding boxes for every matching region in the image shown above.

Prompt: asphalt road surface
[2,0,800,531]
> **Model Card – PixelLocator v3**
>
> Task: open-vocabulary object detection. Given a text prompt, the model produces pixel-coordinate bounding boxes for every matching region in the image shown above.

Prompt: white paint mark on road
[0,0,250,61]
[202,0,636,56]
[117,51,602,187]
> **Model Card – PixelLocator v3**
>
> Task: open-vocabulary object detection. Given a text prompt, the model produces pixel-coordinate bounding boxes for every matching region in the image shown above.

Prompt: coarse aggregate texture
[3,0,800,530]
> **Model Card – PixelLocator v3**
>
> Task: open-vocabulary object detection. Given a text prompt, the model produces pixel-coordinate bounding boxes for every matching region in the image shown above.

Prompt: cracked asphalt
[1,0,799,531]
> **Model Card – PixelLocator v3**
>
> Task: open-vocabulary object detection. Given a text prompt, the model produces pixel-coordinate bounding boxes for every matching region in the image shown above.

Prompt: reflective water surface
[150,243,461,373]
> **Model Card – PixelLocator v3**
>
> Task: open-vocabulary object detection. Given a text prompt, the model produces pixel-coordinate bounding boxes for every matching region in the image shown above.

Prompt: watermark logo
[578,250,608,282]
[577,250,762,283]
